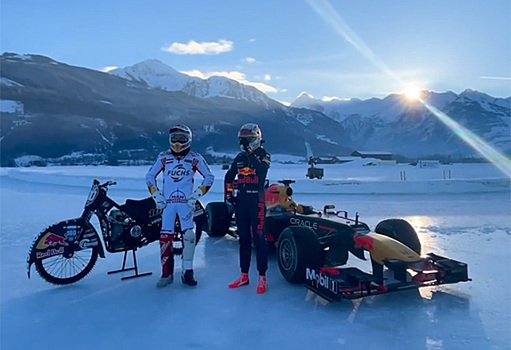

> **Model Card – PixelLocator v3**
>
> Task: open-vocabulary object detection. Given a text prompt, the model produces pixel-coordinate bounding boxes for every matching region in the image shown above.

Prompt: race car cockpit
[265,180,314,215]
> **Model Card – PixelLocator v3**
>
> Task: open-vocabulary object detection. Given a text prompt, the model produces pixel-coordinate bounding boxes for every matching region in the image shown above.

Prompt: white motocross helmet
[238,123,262,152]
[169,124,192,155]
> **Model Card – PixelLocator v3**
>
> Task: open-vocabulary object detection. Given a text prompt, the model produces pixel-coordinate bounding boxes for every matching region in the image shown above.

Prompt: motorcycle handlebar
[93,179,117,188]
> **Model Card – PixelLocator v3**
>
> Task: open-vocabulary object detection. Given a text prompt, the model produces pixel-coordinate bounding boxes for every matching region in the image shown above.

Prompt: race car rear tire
[277,226,323,283]
[375,218,421,254]
[205,202,231,237]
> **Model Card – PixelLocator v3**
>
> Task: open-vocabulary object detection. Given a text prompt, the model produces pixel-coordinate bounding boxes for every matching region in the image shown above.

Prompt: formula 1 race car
[205,180,471,301]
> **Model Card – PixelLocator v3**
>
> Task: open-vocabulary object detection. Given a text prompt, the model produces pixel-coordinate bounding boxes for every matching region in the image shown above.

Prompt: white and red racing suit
[146,150,214,276]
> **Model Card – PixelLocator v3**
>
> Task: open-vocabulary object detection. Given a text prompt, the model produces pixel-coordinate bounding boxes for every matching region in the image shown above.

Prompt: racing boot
[156,274,173,288]
[228,272,249,288]
[256,275,267,294]
[181,269,198,286]
[157,233,174,288]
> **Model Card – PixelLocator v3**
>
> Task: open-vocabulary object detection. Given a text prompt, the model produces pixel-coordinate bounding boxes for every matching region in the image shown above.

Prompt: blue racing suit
[224,146,270,275]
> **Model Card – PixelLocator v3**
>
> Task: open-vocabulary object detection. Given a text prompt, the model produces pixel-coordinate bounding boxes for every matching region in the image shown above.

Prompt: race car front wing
[304,252,471,302]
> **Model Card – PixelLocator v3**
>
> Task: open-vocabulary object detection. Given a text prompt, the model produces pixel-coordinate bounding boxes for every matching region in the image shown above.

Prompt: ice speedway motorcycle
[27,179,206,285]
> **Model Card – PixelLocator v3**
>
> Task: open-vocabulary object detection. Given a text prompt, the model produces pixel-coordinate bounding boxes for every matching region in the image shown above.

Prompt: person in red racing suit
[146,124,214,288]
[225,123,271,294]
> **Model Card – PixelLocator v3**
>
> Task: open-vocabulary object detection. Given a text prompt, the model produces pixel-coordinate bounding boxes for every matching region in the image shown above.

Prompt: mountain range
[292,90,510,160]
[0,52,509,166]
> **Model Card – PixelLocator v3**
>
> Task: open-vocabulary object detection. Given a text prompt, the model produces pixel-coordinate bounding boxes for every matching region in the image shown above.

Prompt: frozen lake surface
[1,162,510,350]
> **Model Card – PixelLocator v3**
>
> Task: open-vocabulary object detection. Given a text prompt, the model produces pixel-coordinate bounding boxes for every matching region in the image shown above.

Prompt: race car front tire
[277,226,323,283]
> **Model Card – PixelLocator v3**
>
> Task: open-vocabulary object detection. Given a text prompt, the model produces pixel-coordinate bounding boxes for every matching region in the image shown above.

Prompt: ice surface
[1,162,509,350]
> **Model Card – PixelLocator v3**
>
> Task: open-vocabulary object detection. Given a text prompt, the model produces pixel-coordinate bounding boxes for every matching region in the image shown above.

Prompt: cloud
[250,82,278,94]
[181,69,277,94]
[263,74,271,81]
[161,39,233,55]
[244,57,256,64]
[100,66,118,72]
[182,70,244,81]
[321,96,350,101]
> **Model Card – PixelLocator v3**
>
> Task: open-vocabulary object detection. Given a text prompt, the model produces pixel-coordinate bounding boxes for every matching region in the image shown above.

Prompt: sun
[403,86,422,101]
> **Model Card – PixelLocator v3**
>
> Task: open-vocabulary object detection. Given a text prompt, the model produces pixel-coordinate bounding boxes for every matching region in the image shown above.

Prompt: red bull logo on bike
[36,232,68,250]
[36,247,65,259]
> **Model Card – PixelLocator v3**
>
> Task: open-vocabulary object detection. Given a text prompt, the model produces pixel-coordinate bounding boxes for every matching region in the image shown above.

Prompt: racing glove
[224,183,236,206]
[227,196,238,206]
[187,186,209,207]
[252,147,270,165]
[224,191,238,207]
[151,190,167,210]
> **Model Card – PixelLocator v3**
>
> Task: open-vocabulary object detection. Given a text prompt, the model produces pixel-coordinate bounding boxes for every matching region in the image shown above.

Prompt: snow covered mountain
[109,60,274,107]
[291,90,510,158]
[292,91,459,123]
[0,53,350,166]
[1,52,509,166]
[109,59,193,91]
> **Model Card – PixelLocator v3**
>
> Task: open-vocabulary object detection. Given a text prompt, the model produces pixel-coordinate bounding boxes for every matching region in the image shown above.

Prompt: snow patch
[202,124,218,133]
[14,155,44,167]
[316,135,337,145]
[0,77,23,87]
[295,113,313,125]
[96,128,113,146]
[0,100,24,114]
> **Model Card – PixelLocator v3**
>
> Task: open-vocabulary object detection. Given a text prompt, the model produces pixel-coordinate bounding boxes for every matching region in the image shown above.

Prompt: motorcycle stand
[107,248,152,280]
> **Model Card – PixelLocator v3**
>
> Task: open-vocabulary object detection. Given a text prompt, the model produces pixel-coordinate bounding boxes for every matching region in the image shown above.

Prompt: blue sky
[1,0,510,104]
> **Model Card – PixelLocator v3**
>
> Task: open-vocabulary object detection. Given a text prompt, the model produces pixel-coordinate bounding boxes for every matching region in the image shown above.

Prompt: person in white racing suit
[146,124,214,288]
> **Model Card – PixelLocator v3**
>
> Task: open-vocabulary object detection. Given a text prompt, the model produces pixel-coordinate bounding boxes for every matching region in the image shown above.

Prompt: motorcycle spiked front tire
[29,219,100,285]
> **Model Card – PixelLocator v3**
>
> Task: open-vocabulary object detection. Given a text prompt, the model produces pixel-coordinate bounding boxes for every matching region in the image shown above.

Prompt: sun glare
[306,0,511,178]
[404,86,422,100]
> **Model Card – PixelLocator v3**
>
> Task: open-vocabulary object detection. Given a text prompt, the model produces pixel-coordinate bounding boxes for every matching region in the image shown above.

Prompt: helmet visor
[238,135,256,143]
[170,133,189,143]
[238,128,257,144]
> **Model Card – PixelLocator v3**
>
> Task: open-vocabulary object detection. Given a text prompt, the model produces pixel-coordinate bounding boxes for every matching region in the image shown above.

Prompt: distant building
[351,151,394,161]
[308,156,343,164]
[419,160,440,168]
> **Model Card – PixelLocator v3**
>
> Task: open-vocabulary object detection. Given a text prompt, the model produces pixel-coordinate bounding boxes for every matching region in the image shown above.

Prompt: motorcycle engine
[108,209,128,242]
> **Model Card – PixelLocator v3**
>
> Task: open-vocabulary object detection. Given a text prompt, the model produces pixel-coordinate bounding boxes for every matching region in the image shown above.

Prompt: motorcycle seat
[120,197,157,223]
